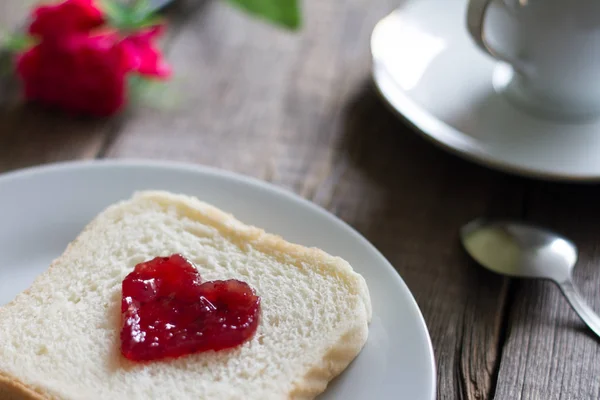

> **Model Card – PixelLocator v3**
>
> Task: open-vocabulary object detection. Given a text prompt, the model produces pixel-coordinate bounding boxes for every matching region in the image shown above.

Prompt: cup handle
[466,0,528,74]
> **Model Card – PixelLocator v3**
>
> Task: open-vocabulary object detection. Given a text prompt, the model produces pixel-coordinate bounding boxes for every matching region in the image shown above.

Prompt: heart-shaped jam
[120,254,261,361]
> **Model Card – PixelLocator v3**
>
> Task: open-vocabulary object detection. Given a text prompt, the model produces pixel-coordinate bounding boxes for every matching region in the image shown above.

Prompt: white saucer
[371,0,600,182]
[0,160,435,400]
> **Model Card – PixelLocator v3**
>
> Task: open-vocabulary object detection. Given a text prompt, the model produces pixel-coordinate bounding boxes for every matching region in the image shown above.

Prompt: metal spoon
[460,219,600,338]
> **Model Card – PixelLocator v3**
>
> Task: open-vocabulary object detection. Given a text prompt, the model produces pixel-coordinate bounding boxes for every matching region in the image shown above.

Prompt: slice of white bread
[0,191,372,400]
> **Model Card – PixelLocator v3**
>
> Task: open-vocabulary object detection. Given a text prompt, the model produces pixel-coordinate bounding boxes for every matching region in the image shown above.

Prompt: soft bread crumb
[0,191,372,400]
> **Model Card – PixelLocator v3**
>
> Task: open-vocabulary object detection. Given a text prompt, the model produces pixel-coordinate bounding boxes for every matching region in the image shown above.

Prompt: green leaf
[127,0,157,27]
[2,33,36,52]
[227,0,301,30]
[101,0,162,31]
[130,0,152,20]
[135,15,163,29]
[100,0,131,28]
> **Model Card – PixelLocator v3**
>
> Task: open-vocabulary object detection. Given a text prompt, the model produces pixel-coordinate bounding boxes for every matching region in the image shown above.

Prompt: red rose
[14,0,171,117]
[29,0,104,40]
[17,32,130,116]
[120,26,171,78]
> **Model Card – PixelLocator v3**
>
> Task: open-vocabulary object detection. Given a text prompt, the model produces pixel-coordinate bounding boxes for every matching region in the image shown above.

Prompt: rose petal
[16,31,128,117]
[29,0,104,40]
[120,26,171,78]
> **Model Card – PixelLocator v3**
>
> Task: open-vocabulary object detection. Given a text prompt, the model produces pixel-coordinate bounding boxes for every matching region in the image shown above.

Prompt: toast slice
[0,191,372,400]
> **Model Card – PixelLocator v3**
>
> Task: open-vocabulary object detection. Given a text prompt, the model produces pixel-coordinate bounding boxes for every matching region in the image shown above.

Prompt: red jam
[120,254,261,361]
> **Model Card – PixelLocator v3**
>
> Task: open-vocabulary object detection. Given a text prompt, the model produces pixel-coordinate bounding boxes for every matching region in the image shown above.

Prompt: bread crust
[0,372,48,400]
[0,191,372,400]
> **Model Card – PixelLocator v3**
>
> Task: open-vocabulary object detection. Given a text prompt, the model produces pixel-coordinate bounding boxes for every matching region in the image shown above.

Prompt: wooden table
[2,1,600,399]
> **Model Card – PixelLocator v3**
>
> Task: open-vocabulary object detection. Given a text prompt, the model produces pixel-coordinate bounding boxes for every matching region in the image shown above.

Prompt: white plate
[371,0,600,182]
[0,160,435,400]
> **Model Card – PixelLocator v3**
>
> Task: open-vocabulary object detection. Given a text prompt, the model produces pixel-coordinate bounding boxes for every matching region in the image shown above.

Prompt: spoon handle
[557,280,600,338]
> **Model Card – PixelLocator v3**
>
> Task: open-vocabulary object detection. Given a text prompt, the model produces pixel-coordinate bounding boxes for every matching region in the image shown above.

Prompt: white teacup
[467,0,600,120]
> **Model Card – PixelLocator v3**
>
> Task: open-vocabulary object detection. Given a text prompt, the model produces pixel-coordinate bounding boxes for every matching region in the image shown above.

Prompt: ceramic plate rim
[0,159,436,400]
[370,8,600,183]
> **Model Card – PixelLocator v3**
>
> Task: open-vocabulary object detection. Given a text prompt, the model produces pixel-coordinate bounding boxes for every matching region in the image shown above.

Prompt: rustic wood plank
[106,0,305,177]
[329,87,524,400]
[494,184,600,400]
[103,0,528,398]
[5,1,600,398]
[0,107,112,172]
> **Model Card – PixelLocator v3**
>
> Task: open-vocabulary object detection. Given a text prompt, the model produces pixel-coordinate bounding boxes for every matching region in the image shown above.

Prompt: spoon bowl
[460,218,600,339]
[461,219,578,283]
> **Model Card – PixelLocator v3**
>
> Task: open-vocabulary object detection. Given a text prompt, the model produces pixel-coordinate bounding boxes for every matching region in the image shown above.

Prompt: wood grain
[495,184,600,400]
[6,0,600,399]
[0,107,114,172]
[322,86,525,400]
